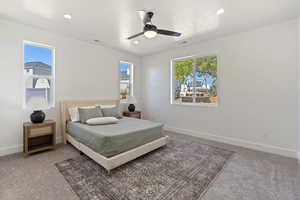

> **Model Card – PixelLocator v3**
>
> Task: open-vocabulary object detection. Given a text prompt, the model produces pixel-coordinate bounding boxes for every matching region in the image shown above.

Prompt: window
[23,41,55,109]
[119,61,133,100]
[171,55,218,105]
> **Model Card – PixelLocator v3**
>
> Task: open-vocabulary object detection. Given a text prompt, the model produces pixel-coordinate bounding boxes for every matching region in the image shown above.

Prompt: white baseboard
[164,126,298,159]
[0,145,23,156]
[0,137,62,157]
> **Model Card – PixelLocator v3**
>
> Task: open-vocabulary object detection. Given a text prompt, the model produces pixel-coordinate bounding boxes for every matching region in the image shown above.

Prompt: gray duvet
[67,117,164,157]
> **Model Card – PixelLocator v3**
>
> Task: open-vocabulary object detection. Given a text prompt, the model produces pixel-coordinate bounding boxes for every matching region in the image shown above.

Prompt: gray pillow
[101,106,122,119]
[78,106,103,123]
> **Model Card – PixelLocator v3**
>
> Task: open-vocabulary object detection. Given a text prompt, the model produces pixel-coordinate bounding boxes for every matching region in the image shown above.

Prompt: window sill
[171,102,218,107]
[23,105,55,110]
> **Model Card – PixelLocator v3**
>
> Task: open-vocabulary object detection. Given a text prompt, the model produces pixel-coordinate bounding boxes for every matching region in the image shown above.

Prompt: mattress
[67,117,164,157]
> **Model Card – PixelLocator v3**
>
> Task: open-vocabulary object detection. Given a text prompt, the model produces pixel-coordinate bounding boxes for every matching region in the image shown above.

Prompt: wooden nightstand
[123,111,141,119]
[23,120,56,155]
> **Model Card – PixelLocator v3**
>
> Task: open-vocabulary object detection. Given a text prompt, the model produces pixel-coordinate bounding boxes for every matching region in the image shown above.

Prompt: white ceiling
[0,0,299,56]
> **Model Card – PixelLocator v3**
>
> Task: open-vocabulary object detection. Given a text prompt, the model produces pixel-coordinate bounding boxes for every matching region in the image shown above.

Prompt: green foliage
[195,56,217,77]
[174,58,193,85]
[210,86,217,96]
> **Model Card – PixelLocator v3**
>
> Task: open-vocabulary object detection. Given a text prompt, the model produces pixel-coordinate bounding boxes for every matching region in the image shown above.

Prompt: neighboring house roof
[24,62,51,76]
[25,61,51,69]
[195,88,210,92]
[120,70,130,80]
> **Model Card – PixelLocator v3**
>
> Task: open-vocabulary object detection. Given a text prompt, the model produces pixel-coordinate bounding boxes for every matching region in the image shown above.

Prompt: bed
[61,100,168,173]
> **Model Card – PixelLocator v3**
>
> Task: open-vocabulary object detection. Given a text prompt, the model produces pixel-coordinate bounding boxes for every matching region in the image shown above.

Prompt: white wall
[298,17,300,161]
[0,19,142,156]
[142,19,298,158]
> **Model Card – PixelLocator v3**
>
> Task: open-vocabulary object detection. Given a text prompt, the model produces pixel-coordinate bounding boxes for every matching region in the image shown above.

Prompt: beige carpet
[0,131,299,200]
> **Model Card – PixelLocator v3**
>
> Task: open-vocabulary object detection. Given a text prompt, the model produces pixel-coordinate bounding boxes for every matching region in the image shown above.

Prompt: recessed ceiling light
[133,40,139,44]
[63,14,72,19]
[216,8,225,15]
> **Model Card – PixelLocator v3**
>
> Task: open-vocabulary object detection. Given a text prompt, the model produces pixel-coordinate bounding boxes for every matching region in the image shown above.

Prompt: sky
[195,72,215,88]
[120,63,130,72]
[181,73,215,89]
[24,44,52,66]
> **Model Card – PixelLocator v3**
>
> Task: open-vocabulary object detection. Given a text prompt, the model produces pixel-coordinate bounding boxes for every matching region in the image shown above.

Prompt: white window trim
[119,61,134,103]
[170,53,219,107]
[22,40,55,109]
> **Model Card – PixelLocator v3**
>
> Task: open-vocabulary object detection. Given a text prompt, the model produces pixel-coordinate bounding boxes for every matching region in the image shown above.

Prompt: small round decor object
[30,110,46,123]
[128,104,136,112]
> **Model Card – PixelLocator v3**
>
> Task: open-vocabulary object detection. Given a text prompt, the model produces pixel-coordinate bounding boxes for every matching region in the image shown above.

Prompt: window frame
[22,40,56,109]
[119,60,134,102]
[170,53,219,107]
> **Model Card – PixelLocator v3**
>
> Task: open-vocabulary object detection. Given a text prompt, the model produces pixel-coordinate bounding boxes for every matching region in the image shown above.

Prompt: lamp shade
[127,96,137,104]
[35,78,50,88]
[27,96,49,110]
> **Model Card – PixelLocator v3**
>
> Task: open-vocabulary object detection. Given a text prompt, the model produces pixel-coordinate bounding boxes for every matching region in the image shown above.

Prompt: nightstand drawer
[123,111,141,119]
[127,114,140,118]
[28,126,53,138]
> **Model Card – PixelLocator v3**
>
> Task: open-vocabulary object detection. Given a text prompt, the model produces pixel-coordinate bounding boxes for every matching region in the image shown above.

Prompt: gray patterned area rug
[56,136,234,200]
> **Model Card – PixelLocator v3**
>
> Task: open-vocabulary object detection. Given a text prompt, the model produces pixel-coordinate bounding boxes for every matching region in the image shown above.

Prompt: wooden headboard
[61,99,120,143]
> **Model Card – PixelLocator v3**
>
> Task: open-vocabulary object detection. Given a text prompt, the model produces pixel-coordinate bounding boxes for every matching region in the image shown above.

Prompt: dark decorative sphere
[128,104,135,112]
[30,110,46,123]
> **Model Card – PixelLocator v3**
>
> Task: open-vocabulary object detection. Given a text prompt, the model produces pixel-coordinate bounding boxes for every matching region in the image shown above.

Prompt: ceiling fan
[127,11,182,40]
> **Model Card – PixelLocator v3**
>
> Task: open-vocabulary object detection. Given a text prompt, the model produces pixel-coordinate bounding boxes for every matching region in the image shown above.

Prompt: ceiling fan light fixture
[144,30,157,38]
[127,11,181,40]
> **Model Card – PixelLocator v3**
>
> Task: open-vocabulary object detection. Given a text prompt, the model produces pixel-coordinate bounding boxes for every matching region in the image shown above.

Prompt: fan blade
[127,32,144,40]
[157,29,181,37]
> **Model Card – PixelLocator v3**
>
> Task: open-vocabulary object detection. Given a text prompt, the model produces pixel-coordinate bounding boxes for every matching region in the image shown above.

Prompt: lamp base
[128,104,135,112]
[30,110,46,123]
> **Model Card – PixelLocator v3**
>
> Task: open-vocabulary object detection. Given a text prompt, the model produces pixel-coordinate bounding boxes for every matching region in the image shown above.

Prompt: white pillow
[96,104,116,108]
[68,106,95,122]
[86,117,119,125]
[68,107,80,122]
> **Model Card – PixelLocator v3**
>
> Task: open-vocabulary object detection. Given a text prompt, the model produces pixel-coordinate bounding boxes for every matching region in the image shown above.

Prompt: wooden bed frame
[61,99,168,173]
